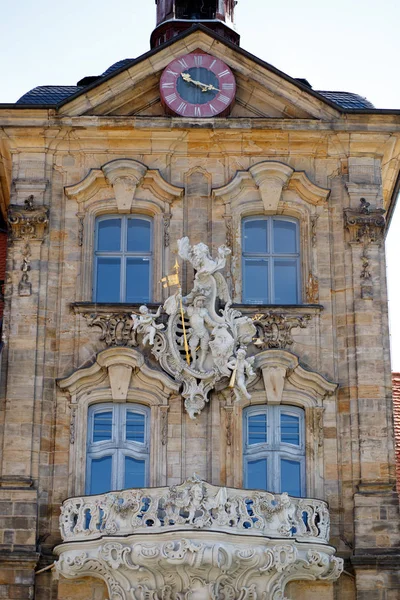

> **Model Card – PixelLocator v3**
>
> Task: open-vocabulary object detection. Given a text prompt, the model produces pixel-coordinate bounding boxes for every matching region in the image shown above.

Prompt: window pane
[243,220,268,254]
[281,459,301,496]
[274,259,298,304]
[281,413,300,446]
[127,219,151,253]
[273,220,297,254]
[97,219,121,252]
[248,414,267,444]
[126,258,150,303]
[126,412,145,443]
[124,457,145,488]
[244,259,269,303]
[93,412,113,442]
[90,456,112,495]
[247,459,267,490]
[96,258,121,302]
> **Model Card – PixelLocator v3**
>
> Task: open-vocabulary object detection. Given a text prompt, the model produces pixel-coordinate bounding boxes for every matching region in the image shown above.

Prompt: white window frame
[241,216,301,305]
[86,403,150,494]
[243,405,306,496]
[93,215,153,303]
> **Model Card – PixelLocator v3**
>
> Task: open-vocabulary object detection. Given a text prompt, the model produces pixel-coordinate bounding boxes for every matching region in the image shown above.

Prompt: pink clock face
[160,52,236,118]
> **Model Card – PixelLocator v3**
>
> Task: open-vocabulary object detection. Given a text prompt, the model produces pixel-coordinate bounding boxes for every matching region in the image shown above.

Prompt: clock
[160,52,236,118]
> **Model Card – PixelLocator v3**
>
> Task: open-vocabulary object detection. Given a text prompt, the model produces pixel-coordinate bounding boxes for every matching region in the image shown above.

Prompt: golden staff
[229,364,237,388]
[161,260,191,366]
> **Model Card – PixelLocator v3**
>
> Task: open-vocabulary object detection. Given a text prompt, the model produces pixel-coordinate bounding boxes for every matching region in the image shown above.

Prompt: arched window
[94,215,152,303]
[86,403,150,495]
[243,405,305,497]
[242,216,300,305]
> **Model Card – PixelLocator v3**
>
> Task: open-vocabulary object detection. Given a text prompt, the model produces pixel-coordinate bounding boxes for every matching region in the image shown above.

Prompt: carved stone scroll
[8,196,49,242]
[253,312,311,349]
[83,313,137,347]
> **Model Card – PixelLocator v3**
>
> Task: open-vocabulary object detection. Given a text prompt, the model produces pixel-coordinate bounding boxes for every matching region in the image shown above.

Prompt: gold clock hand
[181,72,220,93]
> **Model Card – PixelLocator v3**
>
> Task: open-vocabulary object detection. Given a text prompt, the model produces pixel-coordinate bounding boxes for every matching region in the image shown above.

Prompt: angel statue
[131,305,164,347]
[227,348,256,402]
[178,237,231,276]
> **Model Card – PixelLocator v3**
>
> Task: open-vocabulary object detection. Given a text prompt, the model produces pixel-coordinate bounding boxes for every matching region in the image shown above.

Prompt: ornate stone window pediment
[65,159,183,303]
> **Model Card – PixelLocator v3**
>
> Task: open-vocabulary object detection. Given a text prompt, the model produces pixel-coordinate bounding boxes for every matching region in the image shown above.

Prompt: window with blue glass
[94,216,152,303]
[86,403,150,495]
[243,405,305,497]
[242,217,300,305]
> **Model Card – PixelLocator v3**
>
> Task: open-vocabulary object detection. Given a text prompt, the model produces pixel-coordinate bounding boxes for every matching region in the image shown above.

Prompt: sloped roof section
[16,85,84,105]
[316,91,374,110]
[393,372,400,493]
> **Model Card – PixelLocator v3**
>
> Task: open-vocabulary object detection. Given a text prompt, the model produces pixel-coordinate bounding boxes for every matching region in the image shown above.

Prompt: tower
[151,0,239,48]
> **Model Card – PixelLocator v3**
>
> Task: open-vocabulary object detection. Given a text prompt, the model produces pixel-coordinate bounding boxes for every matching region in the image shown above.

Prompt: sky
[2,0,400,367]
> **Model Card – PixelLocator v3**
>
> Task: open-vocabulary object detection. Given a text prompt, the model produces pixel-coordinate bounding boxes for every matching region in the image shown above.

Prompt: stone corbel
[8,195,49,242]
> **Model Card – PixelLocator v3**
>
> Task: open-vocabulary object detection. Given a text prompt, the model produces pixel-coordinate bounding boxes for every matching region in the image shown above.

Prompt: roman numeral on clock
[222,83,234,90]
[166,69,178,77]
[177,102,187,114]
[209,104,218,115]
[162,82,174,89]
[194,106,202,117]
[178,58,189,69]
[165,93,178,104]
[218,69,230,78]
[194,55,203,66]
[218,94,231,105]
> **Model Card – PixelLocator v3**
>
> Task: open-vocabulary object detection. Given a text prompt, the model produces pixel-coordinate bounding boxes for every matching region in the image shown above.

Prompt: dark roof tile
[16,85,83,105]
[316,90,375,110]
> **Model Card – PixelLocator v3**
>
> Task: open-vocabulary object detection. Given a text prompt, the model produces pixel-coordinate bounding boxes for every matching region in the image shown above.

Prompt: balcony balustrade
[55,476,343,600]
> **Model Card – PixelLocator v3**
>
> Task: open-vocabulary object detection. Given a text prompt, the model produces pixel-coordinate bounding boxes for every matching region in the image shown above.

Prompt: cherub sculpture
[131,305,164,347]
[227,348,256,401]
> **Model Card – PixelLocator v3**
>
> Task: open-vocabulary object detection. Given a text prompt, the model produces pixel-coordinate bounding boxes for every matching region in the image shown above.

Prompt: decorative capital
[8,196,49,242]
[344,198,385,245]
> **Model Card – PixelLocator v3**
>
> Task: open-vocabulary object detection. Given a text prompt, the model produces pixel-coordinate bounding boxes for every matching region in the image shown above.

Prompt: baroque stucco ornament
[55,477,343,600]
[137,238,257,418]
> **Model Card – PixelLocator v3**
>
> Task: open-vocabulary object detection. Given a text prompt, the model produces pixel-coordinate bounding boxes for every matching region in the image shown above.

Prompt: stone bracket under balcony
[54,477,343,600]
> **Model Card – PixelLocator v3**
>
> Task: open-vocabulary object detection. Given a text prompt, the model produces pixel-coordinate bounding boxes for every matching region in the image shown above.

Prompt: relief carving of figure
[132,305,164,347]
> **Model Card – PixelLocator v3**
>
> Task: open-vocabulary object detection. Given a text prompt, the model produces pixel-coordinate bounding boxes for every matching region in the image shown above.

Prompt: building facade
[1,1,400,598]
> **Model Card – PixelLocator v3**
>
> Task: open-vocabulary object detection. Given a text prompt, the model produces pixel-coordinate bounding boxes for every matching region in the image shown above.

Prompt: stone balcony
[55,476,343,600]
